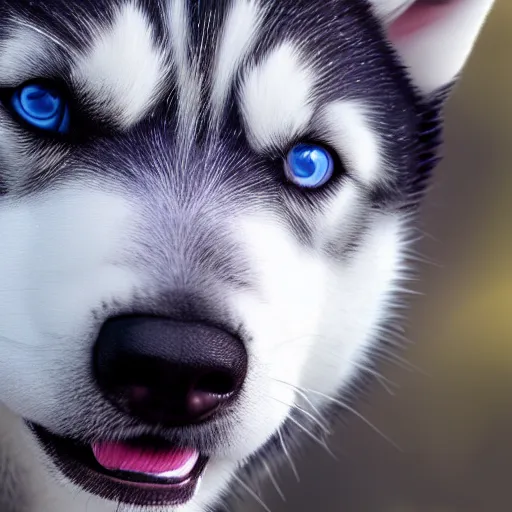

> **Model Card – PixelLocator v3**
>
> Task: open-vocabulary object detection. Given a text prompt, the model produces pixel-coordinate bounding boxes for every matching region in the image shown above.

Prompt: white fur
[167,0,202,131]
[0,185,244,512]
[321,101,384,185]
[0,182,402,512]
[314,180,363,247]
[229,210,404,415]
[0,25,67,85]
[0,188,139,419]
[0,1,495,511]
[210,0,263,122]
[240,42,315,152]
[73,1,168,127]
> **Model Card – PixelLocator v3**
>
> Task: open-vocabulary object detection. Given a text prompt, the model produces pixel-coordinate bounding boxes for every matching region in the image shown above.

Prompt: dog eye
[285,143,334,188]
[10,82,70,134]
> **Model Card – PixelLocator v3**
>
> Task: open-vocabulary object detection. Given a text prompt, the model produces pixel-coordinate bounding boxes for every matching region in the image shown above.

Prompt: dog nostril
[187,390,222,419]
[194,371,237,396]
[185,371,239,420]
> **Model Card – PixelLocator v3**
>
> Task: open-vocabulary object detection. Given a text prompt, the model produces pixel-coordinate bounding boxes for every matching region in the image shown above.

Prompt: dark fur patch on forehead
[186,0,232,62]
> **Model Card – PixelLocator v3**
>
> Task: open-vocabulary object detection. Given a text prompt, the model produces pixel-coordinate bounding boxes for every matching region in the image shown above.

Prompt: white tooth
[125,453,200,479]
[122,453,201,479]
[155,454,199,479]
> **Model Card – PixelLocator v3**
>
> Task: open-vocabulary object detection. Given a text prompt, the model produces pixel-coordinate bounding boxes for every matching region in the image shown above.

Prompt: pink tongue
[92,441,199,475]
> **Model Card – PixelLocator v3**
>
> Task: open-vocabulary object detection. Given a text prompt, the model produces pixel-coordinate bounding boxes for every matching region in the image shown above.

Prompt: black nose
[93,316,248,427]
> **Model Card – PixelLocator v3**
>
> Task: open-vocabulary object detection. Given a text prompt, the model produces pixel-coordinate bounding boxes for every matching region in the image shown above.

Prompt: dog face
[0,0,494,510]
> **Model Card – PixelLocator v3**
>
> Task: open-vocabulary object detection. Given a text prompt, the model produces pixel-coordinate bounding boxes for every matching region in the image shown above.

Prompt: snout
[93,316,248,427]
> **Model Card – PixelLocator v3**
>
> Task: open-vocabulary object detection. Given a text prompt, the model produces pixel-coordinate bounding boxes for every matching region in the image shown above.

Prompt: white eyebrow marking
[210,0,262,123]
[72,1,168,128]
[167,0,203,137]
[240,41,315,152]
[321,101,384,185]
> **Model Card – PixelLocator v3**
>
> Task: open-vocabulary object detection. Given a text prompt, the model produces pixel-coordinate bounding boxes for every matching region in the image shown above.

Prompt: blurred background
[239,2,512,511]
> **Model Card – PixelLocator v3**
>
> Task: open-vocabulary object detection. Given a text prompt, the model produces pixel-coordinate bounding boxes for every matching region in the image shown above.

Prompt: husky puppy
[0,0,495,511]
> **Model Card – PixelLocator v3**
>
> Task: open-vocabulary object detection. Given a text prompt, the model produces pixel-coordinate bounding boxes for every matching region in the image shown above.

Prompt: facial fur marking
[321,101,384,186]
[210,0,262,124]
[240,41,315,153]
[0,25,69,86]
[72,1,168,128]
[167,0,202,135]
[313,180,368,256]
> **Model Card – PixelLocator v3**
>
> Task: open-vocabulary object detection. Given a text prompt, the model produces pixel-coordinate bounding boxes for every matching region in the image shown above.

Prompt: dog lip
[26,421,209,506]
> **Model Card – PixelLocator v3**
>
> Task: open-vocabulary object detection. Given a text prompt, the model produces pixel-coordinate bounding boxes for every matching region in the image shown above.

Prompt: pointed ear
[369,0,496,96]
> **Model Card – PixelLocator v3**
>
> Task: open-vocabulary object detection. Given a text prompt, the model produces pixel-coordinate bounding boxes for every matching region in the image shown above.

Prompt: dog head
[0,0,494,510]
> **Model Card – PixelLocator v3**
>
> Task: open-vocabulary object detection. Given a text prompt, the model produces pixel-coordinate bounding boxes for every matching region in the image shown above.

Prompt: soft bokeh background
[239,2,512,511]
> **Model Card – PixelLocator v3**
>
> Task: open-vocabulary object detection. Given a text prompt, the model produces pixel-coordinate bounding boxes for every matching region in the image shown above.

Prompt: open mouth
[28,422,209,507]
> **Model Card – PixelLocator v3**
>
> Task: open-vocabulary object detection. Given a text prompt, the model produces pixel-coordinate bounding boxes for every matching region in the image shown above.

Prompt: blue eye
[11,82,70,134]
[285,143,334,188]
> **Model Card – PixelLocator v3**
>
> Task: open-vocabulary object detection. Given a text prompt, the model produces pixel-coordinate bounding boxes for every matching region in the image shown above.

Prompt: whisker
[268,395,330,434]
[268,329,414,358]
[269,333,323,352]
[268,336,403,396]
[278,427,300,483]
[231,473,272,512]
[273,379,401,451]
[298,385,401,452]
[371,347,429,376]
[285,386,333,431]
[262,459,286,502]
[375,375,397,395]
[287,416,337,460]
[351,362,399,396]
[402,250,442,268]
[10,18,81,59]
[377,326,414,346]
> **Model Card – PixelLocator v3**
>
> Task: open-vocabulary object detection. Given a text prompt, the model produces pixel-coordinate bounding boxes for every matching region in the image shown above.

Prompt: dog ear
[368,0,495,96]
